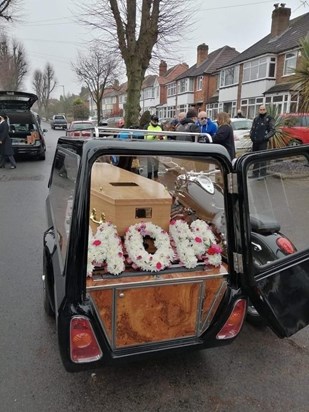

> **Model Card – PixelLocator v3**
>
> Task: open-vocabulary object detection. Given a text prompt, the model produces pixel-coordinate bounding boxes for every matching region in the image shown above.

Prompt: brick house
[218,4,309,118]
[165,44,239,120]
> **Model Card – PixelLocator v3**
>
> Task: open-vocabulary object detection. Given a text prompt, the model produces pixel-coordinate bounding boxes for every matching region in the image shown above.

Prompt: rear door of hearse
[234,145,309,337]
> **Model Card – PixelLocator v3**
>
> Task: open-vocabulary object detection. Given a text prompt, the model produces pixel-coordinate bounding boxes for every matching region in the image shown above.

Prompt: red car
[280,113,309,145]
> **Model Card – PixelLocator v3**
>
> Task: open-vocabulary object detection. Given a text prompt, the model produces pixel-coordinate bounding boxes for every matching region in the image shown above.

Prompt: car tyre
[38,152,46,161]
[288,139,302,147]
[43,253,55,318]
[246,301,267,327]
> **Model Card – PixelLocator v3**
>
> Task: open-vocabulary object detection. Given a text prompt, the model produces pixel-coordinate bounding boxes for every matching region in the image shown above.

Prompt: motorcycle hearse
[43,128,309,372]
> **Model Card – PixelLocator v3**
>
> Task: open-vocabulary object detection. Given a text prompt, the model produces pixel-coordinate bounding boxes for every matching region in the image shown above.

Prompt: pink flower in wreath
[92,239,102,246]
[207,244,222,255]
[195,236,202,243]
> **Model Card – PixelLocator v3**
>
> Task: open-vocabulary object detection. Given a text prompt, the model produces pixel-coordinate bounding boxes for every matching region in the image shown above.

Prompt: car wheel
[37,152,46,161]
[246,301,267,327]
[288,139,302,147]
[43,251,55,317]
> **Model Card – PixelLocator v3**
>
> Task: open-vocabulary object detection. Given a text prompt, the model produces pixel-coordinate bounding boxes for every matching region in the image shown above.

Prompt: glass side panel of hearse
[85,141,237,350]
[235,146,309,338]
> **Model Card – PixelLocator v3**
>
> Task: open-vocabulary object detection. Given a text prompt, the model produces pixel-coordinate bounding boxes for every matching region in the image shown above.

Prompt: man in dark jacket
[0,114,17,169]
[175,109,200,141]
[249,105,275,178]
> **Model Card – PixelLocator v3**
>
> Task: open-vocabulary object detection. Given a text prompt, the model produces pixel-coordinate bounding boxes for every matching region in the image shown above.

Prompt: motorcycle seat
[250,214,281,234]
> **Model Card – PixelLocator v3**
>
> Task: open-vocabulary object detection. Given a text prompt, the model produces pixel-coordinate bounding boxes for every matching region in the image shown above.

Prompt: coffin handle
[90,208,106,225]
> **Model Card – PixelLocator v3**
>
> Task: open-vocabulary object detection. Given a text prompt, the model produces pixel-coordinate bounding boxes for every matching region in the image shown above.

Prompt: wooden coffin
[87,265,228,349]
[90,163,172,235]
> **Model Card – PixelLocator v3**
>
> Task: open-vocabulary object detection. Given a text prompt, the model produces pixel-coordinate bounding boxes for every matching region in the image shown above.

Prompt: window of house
[167,82,176,97]
[144,88,154,99]
[197,76,203,91]
[243,57,276,82]
[220,66,239,87]
[283,52,297,75]
[178,79,186,93]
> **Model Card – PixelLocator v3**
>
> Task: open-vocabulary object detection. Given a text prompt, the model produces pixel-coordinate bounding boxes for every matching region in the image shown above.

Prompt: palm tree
[292,36,309,113]
[266,105,293,149]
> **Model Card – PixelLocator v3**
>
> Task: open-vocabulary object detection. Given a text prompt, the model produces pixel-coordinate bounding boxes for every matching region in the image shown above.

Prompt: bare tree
[0,33,28,90]
[32,63,57,118]
[80,0,192,126]
[292,36,309,113]
[72,44,120,124]
[32,70,44,114]
[0,0,21,21]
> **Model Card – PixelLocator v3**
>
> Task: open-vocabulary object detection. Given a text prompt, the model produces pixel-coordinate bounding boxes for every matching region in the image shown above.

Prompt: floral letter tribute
[87,219,222,277]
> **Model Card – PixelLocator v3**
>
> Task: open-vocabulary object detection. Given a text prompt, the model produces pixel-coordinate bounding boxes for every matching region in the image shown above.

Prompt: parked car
[43,131,309,371]
[279,113,309,145]
[50,114,68,130]
[106,117,124,128]
[230,118,253,153]
[66,121,96,139]
[0,91,47,160]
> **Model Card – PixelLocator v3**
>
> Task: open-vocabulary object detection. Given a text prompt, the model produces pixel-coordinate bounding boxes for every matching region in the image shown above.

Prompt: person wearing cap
[175,109,200,141]
[145,114,163,179]
[0,113,17,169]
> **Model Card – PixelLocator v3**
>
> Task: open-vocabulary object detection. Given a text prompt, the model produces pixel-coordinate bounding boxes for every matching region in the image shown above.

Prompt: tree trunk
[125,59,146,127]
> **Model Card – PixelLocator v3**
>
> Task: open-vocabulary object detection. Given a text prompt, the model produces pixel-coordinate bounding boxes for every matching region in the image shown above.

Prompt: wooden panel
[201,278,227,325]
[86,265,228,289]
[115,283,200,347]
[89,289,113,343]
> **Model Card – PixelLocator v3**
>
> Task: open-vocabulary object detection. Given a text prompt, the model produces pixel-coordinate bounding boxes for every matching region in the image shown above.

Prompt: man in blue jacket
[197,111,218,136]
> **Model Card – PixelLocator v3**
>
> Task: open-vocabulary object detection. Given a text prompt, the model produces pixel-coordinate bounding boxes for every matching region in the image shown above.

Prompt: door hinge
[227,173,238,194]
[233,252,243,274]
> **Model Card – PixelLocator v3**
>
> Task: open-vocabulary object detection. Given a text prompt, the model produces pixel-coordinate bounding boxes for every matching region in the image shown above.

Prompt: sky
[4,0,309,99]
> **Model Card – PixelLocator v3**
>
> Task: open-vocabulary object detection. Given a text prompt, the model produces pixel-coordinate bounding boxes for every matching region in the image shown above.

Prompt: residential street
[0,124,308,412]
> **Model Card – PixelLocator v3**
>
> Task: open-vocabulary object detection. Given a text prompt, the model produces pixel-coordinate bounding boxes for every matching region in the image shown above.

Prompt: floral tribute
[124,222,174,272]
[87,222,125,276]
[87,219,222,277]
[169,219,222,268]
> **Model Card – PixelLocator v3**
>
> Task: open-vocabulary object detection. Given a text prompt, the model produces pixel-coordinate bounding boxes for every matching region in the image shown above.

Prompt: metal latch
[227,173,238,194]
[233,252,243,274]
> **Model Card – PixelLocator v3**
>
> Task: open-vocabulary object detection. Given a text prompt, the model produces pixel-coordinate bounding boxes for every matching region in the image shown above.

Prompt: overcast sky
[5,0,309,99]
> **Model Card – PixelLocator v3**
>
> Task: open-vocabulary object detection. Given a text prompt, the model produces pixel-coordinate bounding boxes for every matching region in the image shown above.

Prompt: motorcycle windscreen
[236,147,309,338]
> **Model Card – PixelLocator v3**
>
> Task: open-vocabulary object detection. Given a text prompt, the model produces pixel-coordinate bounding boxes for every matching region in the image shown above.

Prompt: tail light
[70,316,102,363]
[276,237,296,255]
[216,299,247,340]
[73,132,80,137]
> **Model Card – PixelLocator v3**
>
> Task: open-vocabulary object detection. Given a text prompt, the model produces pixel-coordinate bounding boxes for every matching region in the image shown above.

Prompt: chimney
[271,3,291,37]
[197,43,208,67]
[159,60,167,76]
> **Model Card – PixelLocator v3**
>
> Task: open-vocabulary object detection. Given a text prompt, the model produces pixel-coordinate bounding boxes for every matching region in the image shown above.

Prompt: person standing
[235,109,245,118]
[249,105,275,178]
[196,111,218,137]
[0,114,17,169]
[212,112,235,159]
[175,109,200,141]
[145,114,163,179]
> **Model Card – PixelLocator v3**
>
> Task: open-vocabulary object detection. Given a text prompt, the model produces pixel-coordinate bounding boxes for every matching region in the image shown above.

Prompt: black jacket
[0,120,14,156]
[212,124,235,159]
[176,118,200,141]
[250,114,275,143]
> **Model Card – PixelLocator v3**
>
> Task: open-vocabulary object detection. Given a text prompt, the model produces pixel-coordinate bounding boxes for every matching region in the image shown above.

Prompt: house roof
[158,63,189,85]
[174,46,240,80]
[142,75,157,89]
[264,82,295,94]
[222,12,309,68]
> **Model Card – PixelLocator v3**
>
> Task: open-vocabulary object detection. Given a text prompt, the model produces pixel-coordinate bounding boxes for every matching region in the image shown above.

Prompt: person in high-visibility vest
[145,114,162,179]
